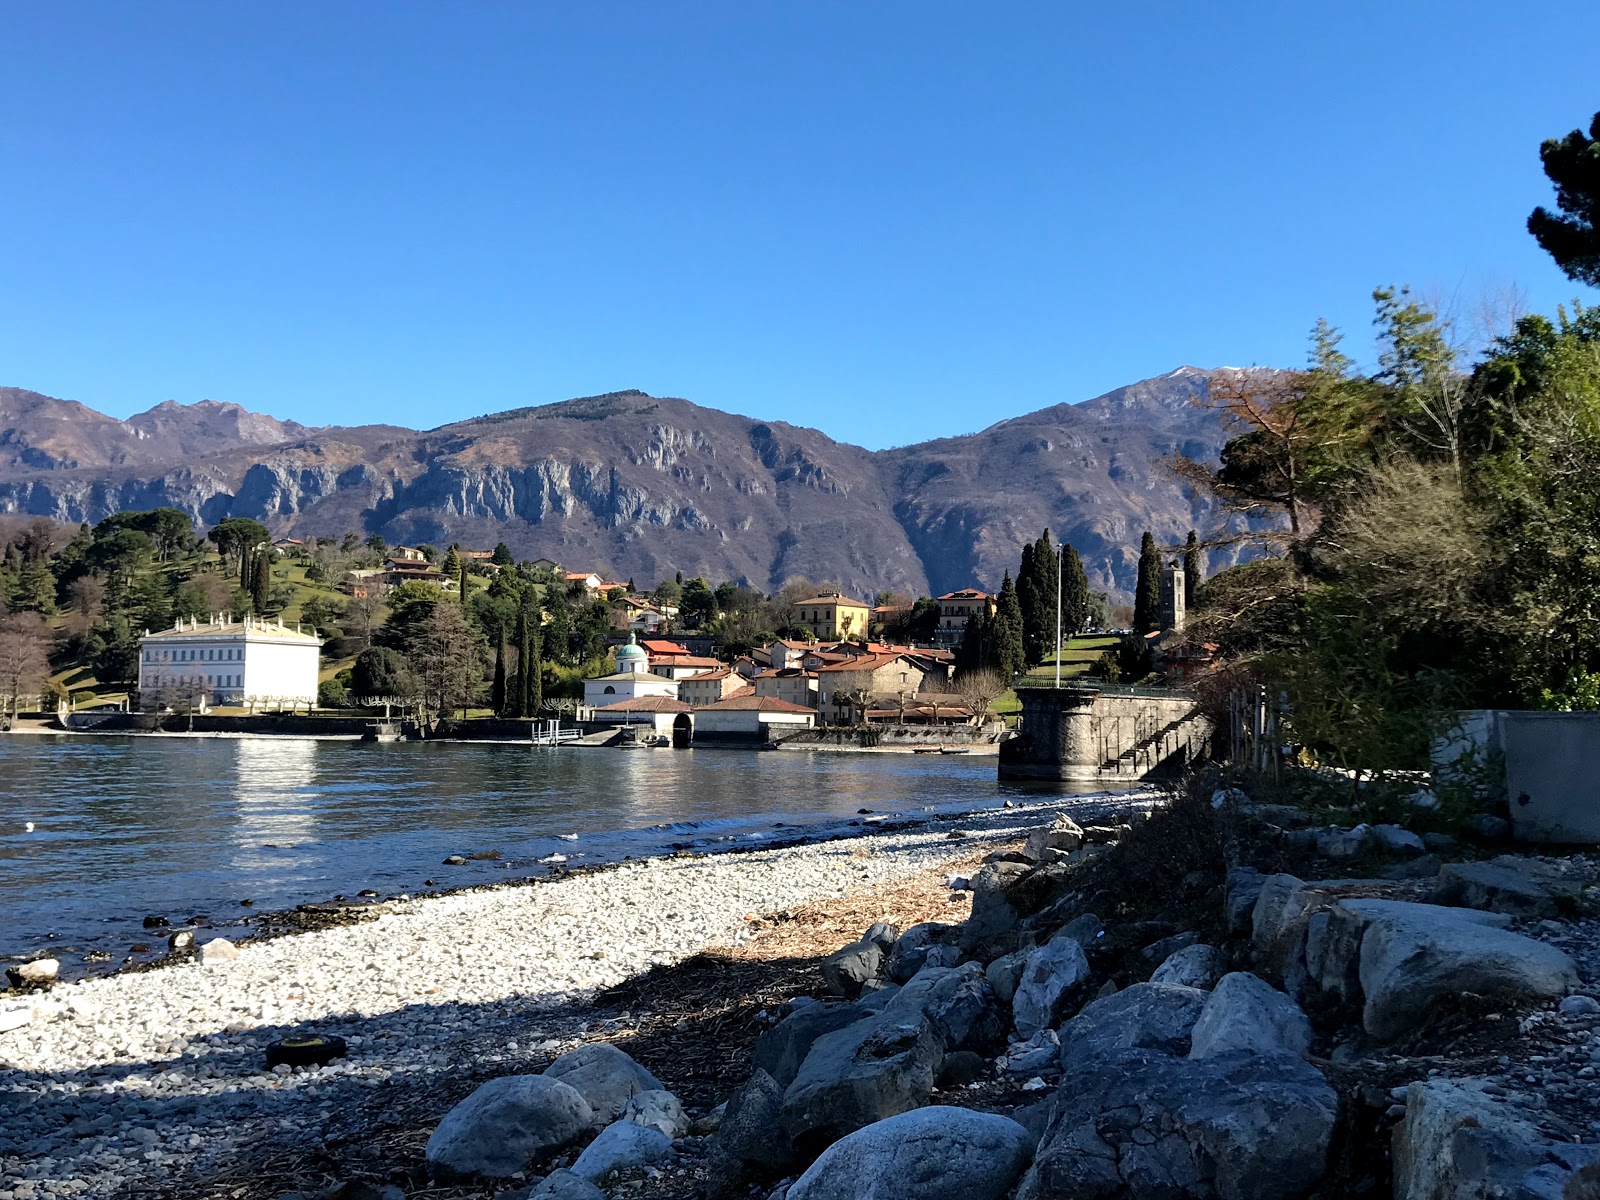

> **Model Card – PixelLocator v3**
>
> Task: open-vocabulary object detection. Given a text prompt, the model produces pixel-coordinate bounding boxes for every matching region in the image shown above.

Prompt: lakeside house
[692,694,817,743]
[677,666,747,706]
[935,588,995,645]
[581,635,679,708]
[815,651,930,724]
[791,592,871,640]
[752,667,817,708]
[137,615,322,711]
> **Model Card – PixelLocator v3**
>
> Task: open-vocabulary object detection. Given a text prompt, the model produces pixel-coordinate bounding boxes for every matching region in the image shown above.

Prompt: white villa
[138,615,322,711]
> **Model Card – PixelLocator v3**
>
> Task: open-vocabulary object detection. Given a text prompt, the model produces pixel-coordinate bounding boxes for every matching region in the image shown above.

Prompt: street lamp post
[1054,546,1063,689]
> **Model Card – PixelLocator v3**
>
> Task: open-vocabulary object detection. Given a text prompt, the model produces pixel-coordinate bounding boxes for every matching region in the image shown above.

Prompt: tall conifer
[1183,530,1201,610]
[1133,532,1161,633]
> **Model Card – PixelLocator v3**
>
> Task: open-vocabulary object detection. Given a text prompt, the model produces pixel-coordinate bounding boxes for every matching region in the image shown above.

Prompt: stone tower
[1160,562,1186,633]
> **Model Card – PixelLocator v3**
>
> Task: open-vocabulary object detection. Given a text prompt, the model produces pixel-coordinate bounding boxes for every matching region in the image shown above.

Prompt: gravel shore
[0,794,1145,1199]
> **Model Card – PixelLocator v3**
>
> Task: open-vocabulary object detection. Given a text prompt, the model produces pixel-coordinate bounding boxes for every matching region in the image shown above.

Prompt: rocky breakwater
[685,791,1600,1200]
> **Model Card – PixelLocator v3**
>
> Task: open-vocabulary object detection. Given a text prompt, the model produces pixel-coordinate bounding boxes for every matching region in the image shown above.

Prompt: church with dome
[581,634,682,709]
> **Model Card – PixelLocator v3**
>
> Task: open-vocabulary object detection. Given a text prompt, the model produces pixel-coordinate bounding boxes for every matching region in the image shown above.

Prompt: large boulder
[569,1118,673,1184]
[788,1106,1035,1200]
[961,862,1030,954]
[1224,867,1266,935]
[1339,899,1579,1040]
[780,1016,944,1152]
[985,948,1031,1003]
[1189,972,1312,1060]
[753,1001,867,1088]
[1018,1051,1339,1200]
[886,922,959,983]
[425,1075,594,1181]
[1432,859,1560,919]
[880,963,1005,1052]
[712,1068,797,1179]
[543,1043,663,1124]
[1013,935,1091,1037]
[1025,814,1085,862]
[1392,1078,1600,1200]
[1150,944,1225,990]
[823,939,885,997]
[529,1169,606,1199]
[1058,983,1207,1072]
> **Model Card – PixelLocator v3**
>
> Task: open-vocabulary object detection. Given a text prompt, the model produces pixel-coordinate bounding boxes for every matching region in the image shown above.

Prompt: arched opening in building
[672,713,693,749]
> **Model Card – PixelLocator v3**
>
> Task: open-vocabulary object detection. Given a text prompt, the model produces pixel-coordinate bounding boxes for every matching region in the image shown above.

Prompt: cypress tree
[995,571,1024,678]
[1133,532,1162,634]
[442,546,462,578]
[528,626,543,714]
[459,561,469,607]
[511,609,530,719]
[1183,530,1201,610]
[491,641,507,715]
[1017,541,1039,666]
[1033,530,1058,665]
[956,612,984,674]
[251,547,271,614]
[1060,543,1089,639]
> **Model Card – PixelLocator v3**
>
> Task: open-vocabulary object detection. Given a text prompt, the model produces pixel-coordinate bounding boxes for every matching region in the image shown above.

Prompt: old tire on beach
[265,1034,348,1069]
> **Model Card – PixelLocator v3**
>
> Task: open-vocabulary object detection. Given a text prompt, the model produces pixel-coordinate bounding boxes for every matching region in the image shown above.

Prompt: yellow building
[793,592,871,640]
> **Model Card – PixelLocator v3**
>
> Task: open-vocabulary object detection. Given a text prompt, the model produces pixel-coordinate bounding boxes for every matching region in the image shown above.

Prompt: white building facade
[581,635,680,709]
[138,615,322,710]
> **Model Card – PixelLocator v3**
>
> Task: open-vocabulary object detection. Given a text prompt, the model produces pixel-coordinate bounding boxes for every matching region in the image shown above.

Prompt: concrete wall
[1441,710,1600,844]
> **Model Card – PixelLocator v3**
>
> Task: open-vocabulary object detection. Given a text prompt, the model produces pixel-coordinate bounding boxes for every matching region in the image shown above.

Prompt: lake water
[0,735,1081,973]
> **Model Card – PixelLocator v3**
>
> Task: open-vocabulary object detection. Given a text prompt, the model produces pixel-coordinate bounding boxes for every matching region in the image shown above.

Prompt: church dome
[616,635,648,666]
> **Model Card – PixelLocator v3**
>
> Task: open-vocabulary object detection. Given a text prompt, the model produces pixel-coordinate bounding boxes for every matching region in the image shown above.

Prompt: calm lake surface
[0,735,1072,971]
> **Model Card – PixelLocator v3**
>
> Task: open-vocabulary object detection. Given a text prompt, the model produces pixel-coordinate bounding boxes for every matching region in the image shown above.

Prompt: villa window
[604,685,615,694]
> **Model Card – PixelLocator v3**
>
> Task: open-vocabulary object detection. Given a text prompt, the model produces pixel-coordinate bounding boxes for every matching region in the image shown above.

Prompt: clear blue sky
[1,3,1595,449]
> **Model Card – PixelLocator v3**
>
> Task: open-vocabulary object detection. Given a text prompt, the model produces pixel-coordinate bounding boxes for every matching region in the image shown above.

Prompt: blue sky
[1,3,1595,449]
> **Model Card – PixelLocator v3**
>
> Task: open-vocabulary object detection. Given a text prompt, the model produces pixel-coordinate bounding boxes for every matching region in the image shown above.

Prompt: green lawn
[1015,634,1119,685]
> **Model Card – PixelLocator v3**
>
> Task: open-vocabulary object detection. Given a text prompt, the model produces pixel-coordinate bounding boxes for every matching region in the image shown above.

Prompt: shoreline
[0,798,1148,1198]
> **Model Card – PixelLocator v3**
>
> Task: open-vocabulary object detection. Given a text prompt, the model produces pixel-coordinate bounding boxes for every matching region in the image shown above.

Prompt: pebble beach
[0,795,1140,1199]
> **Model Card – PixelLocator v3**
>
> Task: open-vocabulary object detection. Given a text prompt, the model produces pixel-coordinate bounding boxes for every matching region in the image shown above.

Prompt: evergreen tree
[491,641,507,716]
[251,547,271,614]
[459,560,469,607]
[510,609,531,719]
[1016,541,1038,664]
[442,546,462,579]
[1133,532,1162,634]
[491,541,514,567]
[1529,110,1600,286]
[955,611,987,674]
[528,626,543,714]
[543,581,573,664]
[995,571,1024,677]
[1183,530,1201,610]
[1060,543,1089,639]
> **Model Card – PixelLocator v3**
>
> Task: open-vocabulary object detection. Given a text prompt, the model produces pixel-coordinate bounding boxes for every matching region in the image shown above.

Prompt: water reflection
[0,736,1055,966]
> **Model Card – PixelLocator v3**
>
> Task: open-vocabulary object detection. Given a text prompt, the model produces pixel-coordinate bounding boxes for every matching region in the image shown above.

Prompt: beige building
[937,589,994,634]
[815,653,929,724]
[677,666,746,706]
[752,668,817,708]
[792,592,871,641]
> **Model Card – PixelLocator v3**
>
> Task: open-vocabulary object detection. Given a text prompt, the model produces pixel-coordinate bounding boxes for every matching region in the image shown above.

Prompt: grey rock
[1422,832,1457,852]
[754,1002,865,1087]
[862,922,899,953]
[788,1106,1034,1200]
[985,949,1030,1004]
[887,922,958,983]
[856,984,900,1013]
[621,1089,688,1138]
[1012,935,1091,1037]
[880,963,1005,1052]
[936,1050,986,1087]
[1210,787,1250,809]
[1139,930,1201,963]
[961,862,1030,953]
[1433,859,1558,919]
[570,1118,672,1184]
[1224,867,1266,935]
[781,1016,944,1151]
[543,1043,664,1124]
[1392,1078,1600,1200]
[1018,1051,1339,1200]
[923,944,963,971]
[5,959,59,986]
[198,939,239,964]
[1340,898,1579,1040]
[1058,913,1104,948]
[1316,824,1372,859]
[1372,824,1426,855]
[1150,944,1225,990]
[999,1028,1061,1077]
[426,1075,594,1181]
[1058,982,1207,1072]
[1465,813,1511,842]
[1024,814,1085,862]
[1189,972,1312,1060]
[714,1068,796,1175]
[822,940,885,997]
[1561,995,1600,1016]
[528,1169,606,1199]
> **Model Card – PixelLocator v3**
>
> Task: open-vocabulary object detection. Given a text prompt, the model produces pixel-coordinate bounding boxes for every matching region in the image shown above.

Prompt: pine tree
[458,561,469,607]
[491,641,507,715]
[956,612,985,673]
[1529,110,1600,286]
[442,546,462,579]
[1060,543,1089,639]
[1183,530,1201,610]
[491,541,514,567]
[1026,530,1059,667]
[1133,532,1161,634]
[995,571,1024,678]
[1016,541,1039,665]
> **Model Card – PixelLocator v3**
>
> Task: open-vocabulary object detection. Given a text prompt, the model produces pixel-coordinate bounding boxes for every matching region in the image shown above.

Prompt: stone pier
[998,683,1211,782]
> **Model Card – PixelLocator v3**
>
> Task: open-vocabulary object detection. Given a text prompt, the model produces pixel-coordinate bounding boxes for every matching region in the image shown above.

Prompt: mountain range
[0,371,1248,599]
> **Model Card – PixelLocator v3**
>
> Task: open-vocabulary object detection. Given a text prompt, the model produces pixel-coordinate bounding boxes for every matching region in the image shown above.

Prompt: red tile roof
[593,696,693,713]
[696,695,817,714]
[726,683,756,699]
[814,652,916,673]
[682,666,734,681]
[938,589,992,601]
[657,655,722,669]
[641,639,691,655]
